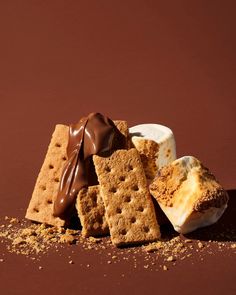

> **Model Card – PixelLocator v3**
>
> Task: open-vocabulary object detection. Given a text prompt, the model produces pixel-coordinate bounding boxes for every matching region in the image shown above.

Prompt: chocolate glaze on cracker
[53,113,126,220]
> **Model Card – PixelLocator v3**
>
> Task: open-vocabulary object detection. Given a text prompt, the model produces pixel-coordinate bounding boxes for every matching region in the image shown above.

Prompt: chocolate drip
[53,112,125,219]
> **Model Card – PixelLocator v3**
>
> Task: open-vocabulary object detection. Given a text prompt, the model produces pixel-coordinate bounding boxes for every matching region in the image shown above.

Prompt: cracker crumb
[198,242,204,249]
[185,239,192,243]
[60,234,76,244]
[12,237,25,245]
[10,218,18,224]
[144,242,162,252]
[88,237,102,244]
[166,256,175,262]
[163,265,168,271]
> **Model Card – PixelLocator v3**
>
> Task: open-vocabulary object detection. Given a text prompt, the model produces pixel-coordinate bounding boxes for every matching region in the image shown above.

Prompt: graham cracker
[113,120,129,149]
[93,148,160,246]
[26,120,128,228]
[25,125,69,227]
[76,185,109,237]
[131,137,159,181]
[113,120,128,139]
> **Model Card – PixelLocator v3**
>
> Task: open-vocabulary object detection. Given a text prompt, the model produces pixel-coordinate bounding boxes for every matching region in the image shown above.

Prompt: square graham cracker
[76,185,109,237]
[93,148,160,246]
[25,120,128,228]
[25,124,69,227]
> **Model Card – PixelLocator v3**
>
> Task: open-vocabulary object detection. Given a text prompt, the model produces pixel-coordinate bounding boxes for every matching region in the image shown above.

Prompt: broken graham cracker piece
[131,138,159,181]
[26,120,128,228]
[129,124,176,181]
[76,185,109,237]
[113,120,128,139]
[93,148,160,246]
[25,125,69,227]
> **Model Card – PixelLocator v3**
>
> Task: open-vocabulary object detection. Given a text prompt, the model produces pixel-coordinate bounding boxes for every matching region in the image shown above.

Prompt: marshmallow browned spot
[149,156,229,234]
[129,124,176,181]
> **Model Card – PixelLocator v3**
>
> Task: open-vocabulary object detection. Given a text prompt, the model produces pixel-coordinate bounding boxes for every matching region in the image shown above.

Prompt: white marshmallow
[129,124,176,180]
[149,156,229,234]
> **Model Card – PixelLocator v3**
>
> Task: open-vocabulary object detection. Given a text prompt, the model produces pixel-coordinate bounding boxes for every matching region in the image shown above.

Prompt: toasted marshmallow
[129,124,176,180]
[149,156,229,234]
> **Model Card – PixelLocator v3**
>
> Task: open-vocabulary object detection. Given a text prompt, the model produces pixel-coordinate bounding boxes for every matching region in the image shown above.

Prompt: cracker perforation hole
[127,164,133,171]
[33,208,39,213]
[137,206,144,212]
[47,199,53,205]
[132,185,139,191]
[49,164,54,169]
[120,229,127,235]
[105,166,111,172]
[119,176,126,181]
[116,208,122,214]
[62,156,67,161]
[143,226,150,233]
[40,185,46,191]
[55,143,61,147]
[54,178,59,183]
[130,217,136,223]
[109,187,117,193]
[124,196,131,203]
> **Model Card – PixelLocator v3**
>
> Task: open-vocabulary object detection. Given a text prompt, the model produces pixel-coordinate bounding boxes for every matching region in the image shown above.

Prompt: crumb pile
[0,216,235,271]
[0,217,78,256]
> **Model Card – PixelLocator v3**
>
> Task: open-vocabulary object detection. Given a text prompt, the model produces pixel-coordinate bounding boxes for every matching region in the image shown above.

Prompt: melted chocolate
[53,113,125,219]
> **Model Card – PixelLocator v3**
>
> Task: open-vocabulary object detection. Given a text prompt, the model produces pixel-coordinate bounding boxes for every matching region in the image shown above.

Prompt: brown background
[0,1,235,294]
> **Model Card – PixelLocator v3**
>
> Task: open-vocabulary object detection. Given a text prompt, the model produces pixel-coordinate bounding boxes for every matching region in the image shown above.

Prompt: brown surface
[0,1,235,294]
